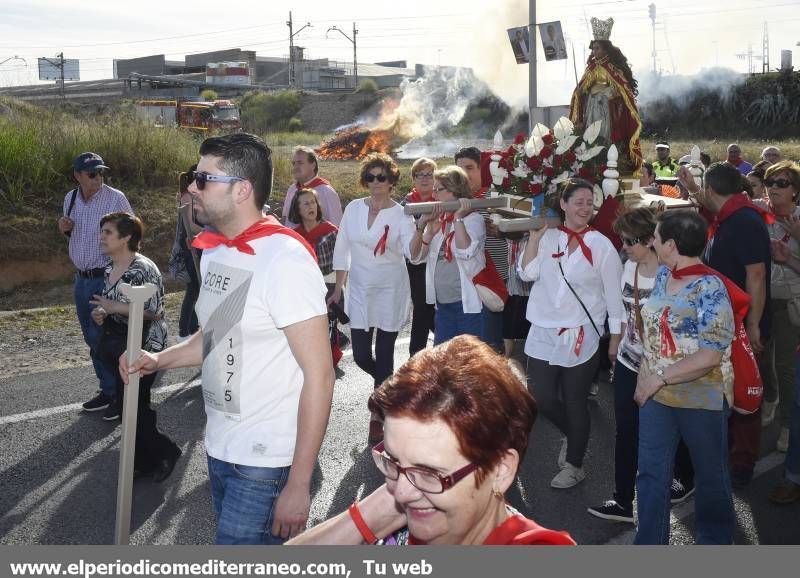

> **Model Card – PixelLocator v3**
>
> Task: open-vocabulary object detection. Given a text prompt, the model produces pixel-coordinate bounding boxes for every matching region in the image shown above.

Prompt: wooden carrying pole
[114,282,157,545]
[403,196,507,216]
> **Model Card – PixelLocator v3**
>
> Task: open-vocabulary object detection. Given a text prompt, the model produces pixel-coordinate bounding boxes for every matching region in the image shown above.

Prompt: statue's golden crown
[590,17,614,41]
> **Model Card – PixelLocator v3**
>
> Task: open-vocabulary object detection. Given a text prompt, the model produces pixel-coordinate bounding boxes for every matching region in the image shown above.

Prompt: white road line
[603,451,788,544]
[0,336,416,426]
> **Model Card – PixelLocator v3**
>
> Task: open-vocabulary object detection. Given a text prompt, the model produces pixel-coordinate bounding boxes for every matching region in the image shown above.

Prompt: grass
[0,306,74,331]
[640,138,800,166]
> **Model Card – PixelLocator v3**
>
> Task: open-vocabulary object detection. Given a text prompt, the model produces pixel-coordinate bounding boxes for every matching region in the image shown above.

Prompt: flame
[317,97,411,160]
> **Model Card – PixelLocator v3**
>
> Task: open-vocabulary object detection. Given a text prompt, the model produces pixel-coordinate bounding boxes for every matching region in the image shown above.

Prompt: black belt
[77,267,106,279]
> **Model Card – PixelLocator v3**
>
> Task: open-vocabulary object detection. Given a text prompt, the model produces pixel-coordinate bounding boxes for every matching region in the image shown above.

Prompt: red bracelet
[421,238,430,246]
[348,501,379,544]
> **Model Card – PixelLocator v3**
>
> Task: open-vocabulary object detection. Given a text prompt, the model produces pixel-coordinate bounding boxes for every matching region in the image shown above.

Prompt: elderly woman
[518,178,624,489]
[330,153,416,440]
[287,335,575,545]
[633,209,735,545]
[403,157,438,355]
[89,212,181,482]
[409,166,486,345]
[587,208,693,523]
[759,161,800,451]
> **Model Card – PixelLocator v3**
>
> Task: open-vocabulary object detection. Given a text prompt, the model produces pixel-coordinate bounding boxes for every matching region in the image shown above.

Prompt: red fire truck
[135,99,241,132]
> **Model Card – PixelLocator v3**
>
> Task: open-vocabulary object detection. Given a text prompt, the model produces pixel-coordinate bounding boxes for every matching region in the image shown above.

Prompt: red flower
[530,183,543,196]
[520,181,532,193]
[504,145,516,157]
[552,154,563,166]
[565,151,577,163]
[543,166,555,178]
[540,147,553,158]
[514,133,527,145]
[578,167,592,179]
[526,156,542,170]
[542,133,554,145]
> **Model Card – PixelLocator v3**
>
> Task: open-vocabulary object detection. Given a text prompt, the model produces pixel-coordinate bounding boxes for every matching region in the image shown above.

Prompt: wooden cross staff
[114,282,157,546]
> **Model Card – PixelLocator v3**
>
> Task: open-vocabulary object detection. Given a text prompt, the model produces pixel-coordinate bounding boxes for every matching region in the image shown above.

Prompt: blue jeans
[74,275,117,398]
[434,301,483,345]
[635,399,734,545]
[786,356,800,484]
[480,307,504,352]
[207,455,290,545]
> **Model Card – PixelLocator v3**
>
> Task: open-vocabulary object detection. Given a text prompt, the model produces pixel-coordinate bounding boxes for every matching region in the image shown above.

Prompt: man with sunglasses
[58,152,132,415]
[122,133,334,545]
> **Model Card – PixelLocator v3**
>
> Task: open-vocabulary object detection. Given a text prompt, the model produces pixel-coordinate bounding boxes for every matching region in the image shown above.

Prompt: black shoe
[587,499,634,523]
[82,392,113,412]
[670,479,695,504]
[153,450,181,483]
[102,402,121,421]
[730,469,753,489]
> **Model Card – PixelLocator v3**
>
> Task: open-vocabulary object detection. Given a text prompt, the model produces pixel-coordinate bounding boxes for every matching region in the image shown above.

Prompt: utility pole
[287,11,312,89]
[649,3,657,75]
[762,21,769,73]
[326,23,358,90]
[58,52,65,100]
[528,0,537,129]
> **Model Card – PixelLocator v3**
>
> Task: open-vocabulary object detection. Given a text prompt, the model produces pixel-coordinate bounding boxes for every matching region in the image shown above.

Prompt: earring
[492,488,504,500]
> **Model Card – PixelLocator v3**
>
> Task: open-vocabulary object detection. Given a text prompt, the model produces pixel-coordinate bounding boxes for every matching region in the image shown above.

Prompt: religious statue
[569,17,643,175]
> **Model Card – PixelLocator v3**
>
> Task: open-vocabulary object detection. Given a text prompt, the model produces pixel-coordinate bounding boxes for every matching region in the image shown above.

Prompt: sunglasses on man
[765,178,793,189]
[191,171,245,190]
[85,171,104,179]
[365,173,388,183]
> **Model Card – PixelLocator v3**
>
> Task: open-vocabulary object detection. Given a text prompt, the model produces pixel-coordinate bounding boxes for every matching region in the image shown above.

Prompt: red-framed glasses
[371,440,478,494]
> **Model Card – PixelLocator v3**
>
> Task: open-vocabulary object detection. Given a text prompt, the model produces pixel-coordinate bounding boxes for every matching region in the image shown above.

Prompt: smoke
[637,67,746,108]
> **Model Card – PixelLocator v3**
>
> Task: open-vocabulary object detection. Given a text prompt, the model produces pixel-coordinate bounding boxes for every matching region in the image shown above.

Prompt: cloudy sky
[1,0,798,106]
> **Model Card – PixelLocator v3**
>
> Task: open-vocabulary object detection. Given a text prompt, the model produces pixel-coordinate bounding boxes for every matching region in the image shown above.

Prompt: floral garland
[490,117,607,211]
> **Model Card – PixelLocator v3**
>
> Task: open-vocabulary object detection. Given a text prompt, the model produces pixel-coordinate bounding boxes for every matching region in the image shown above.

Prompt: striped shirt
[62,184,132,271]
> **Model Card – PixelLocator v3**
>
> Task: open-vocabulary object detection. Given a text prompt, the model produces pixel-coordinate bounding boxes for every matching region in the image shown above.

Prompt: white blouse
[410,211,487,314]
[332,198,415,331]
[518,228,624,367]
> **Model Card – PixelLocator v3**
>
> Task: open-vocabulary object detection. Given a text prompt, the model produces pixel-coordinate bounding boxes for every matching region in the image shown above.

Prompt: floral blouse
[640,266,734,410]
[102,254,168,352]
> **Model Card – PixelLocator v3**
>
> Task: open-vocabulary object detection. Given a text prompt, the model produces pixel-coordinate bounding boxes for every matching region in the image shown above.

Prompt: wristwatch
[455,217,465,223]
[655,367,668,386]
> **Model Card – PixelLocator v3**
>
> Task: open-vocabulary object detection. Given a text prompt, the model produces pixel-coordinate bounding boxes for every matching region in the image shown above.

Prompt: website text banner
[1,545,778,578]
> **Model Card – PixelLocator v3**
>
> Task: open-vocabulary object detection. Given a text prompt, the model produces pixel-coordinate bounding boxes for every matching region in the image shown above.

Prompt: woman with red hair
[288,335,575,545]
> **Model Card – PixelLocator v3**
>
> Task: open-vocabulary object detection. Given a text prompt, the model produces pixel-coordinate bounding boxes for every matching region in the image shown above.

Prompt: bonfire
[316,125,397,160]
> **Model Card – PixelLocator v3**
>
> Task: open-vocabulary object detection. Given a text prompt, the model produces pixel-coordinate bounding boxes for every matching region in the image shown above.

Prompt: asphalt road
[1,330,798,545]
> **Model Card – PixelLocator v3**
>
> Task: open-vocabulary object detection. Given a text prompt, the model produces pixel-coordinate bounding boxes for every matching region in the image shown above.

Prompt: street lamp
[326,24,358,91]
[287,12,312,88]
[0,55,28,87]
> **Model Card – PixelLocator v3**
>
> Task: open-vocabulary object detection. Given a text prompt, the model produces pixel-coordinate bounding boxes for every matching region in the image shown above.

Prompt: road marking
[0,336,417,426]
[603,451,788,544]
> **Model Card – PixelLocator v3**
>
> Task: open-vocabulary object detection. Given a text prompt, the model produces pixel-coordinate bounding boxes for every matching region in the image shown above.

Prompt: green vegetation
[356,78,378,95]
[200,89,219,101]
[286,117,304,132]
[0,306,73,331]
[239,90,301,133]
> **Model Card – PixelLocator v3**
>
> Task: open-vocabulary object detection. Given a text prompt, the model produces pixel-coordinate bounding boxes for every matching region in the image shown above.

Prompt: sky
[1,0,798,107]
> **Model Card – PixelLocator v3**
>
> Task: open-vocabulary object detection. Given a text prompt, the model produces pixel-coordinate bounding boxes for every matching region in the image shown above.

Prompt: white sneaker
[761,400,778,427]
[551,463,585,489]
[558,437,567,469]
[777,427,790,453]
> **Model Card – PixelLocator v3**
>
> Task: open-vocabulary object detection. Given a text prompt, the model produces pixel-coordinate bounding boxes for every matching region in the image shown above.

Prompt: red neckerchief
[405,188,432,204]
[439,212,455,235]
[443,231,456,262]
[373,225,390,257]
[192,216,316,260]
[558,326,585,356]
[293,220,338,250]
[659,263,752,358]
[295,176,331,190]
[708,193,775,240]
[510,240,520,266]
[557,225,594,265]
[408,514,575,545]
[730,157,743,167]
[472,187,489,199]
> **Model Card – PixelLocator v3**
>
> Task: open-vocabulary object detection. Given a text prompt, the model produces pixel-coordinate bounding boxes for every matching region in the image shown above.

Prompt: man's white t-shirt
[195,233,327,468]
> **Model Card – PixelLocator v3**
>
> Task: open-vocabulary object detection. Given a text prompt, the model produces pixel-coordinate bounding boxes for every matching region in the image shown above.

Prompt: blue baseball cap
[73,152,109,172]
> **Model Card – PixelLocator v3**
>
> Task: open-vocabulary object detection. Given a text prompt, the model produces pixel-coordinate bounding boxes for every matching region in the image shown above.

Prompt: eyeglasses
[86,171,103,179]
[414,172,434,179]
[622,236,644,247]
[365,173,388,183]
[191,171,245,190]
[371,440,478,494]
[765,178,793,189]
[433,186,448,194]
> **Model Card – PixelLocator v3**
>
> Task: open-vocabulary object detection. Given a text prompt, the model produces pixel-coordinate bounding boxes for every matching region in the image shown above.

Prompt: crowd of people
[59,135,800,546]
